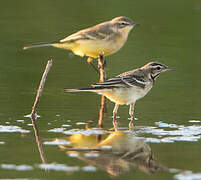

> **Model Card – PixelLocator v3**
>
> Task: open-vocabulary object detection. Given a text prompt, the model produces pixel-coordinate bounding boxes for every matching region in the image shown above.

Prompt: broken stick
[31,60,53,118]
[30,59,53,164]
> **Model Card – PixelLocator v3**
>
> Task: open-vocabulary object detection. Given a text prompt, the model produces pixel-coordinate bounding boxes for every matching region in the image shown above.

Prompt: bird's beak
[165,67,175,71]
[131,23,140,27]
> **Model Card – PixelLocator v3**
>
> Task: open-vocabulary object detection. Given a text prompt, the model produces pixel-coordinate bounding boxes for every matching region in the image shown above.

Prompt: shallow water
[0,0,201,180]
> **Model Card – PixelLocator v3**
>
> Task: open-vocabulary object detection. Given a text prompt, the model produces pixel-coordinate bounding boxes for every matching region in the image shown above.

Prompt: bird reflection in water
[57,129,167,176]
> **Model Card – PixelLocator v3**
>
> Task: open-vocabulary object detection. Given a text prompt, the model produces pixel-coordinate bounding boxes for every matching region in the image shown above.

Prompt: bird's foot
[128,117,138,121]
[128,116,136,131]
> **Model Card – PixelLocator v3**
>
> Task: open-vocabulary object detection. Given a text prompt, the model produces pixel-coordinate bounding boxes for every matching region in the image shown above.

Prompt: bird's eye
[119,22,128,26]
[156,66,161,70]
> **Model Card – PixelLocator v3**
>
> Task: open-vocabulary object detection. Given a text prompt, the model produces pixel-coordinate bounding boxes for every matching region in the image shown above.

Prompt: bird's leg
[98,53,107,82]
[87,57,99,74]
[113,104,119,131]
[129,103,135,130]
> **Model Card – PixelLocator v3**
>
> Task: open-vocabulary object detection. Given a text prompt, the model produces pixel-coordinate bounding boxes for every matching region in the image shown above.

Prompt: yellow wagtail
[65,62,173,128]
[23,16,138,70]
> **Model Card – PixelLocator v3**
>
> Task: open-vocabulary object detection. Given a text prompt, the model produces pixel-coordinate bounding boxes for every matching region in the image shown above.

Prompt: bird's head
[111,16,139,35]
[142,62,174,80]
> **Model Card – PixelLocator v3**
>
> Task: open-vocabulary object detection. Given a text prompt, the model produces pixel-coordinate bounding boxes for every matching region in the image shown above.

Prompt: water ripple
[38,163,79,171]
[0,125,30,133]
[43,139,71,145]
[174,171,201,180]
[1,164,33,171]
[139,121,201,143]
[48,128,66,133]
[82,165,97,172]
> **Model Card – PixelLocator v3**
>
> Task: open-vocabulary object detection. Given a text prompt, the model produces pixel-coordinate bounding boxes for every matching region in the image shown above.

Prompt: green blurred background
[0,0,201,179]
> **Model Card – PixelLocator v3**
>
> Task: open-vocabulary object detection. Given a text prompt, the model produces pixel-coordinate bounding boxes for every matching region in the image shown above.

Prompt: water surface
[0,0,201,179]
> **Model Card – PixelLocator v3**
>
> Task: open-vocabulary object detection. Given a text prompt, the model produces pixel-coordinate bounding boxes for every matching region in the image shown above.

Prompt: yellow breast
[72,35,127,58]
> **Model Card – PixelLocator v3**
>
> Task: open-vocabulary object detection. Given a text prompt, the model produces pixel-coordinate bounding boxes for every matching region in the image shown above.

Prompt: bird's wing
[121,75,146,88]
[60,32,88,43]
[60,23,114,43]
[92,70,146,89]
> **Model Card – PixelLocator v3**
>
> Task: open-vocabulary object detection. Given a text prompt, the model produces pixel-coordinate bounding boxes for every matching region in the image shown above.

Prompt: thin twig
[30,60,53,164]
[31,60,53,118]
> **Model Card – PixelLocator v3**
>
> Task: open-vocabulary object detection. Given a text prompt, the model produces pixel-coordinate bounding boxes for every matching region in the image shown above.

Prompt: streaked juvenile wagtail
[65,62,173,127]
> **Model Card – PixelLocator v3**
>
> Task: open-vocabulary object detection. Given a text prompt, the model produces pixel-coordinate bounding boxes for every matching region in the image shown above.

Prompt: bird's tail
[64,87,99,93]
[23,41,58,50]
